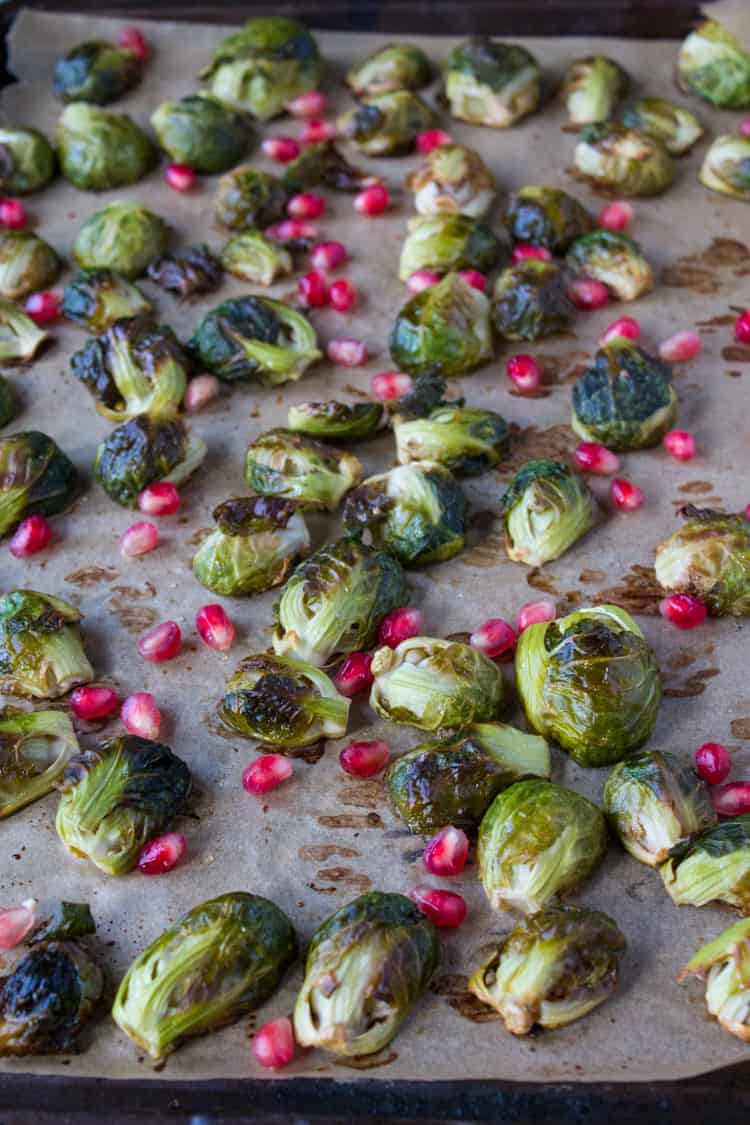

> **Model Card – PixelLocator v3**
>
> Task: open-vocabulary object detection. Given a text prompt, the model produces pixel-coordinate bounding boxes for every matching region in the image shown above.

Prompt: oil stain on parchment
[663,667,720,699]
[313,866,372,892]
[722,345,750,364]
[502,423,578,474]
[594,564,663,615]
[431,974,501,1024]
[65,565,119,586]
[298,844,360,861]
[337,781,385,809]
[107,582,158,634]
[731,719,750,740]
[662,239,750,295]
[317,813,384,829]
[526,568,560,595]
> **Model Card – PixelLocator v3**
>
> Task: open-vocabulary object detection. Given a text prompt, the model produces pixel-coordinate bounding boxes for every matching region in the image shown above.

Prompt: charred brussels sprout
[394,404,509,476]
[189,296,320,385]
[571,338,676,451]
[293,891,438,1056]
[273,536,408,667]
[390,273,493,378]
[221,230,292,285]
[58,103,155,191]
[53,39,142,105]
[288,401,383,443]
[193,495,310,596]
[677,21,750,110]
[337,91,434,157]
[679,918,750,1042]
[621,97,703,156]
[72,201,168,280]
[478,780,608,913]
[113,892,296,1058]
[94,414,206,508]
[398,215,504,283]
[0,432,78,538]
[444,37,541,128]
[213,165,288,230]
[0,127,56,195]
[147,244,223,299]
[655,506,750,616]
[246,429,361,512]
[0,377,15,428]
[370,636,503,731]
[492,260,572,341]
[218,652,349,745]
[151,93,251,174]
[574,123,673,197]
[281,140,368,195]
[0,591,93,700]
[385,722,550,835]
[347,43,432,96]
[0,708,79,818]
[515,605,661,768]
[406,144,495,218]
[499,459,596,567]
[56,735,191,875]
[505,186,594,254]
[700,135,750,202]
[565,230,653,302]
[661,817,750,912]
[0,231,59,302]
[469,907,626,1034]
[0,299,48,363]
[62,269,151,333]
[561,56,628,127]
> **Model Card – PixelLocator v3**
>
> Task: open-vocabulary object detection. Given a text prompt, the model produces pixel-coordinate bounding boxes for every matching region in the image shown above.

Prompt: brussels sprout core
[73,201,169,280]
[679,918,750,1041]
[398,214,504,283]
[406,145,496,218]
[0,590,93,700]
[0,432,79,538]
[677,20,750,109]
[655,506,750,616]
[0,127,57,196]
[58,103,155,191]
[444,37,542,128]
[499,459,596,567]
[0,708,80,818]
[390,272,493,378]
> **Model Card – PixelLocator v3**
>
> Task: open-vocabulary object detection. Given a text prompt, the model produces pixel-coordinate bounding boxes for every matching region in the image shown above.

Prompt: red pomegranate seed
[658,593,707,629]
[70,684,120,721]
[746,503,750,521]
[118,27,149,61]
[340,739,390,778]
[184,373,220,413]
[511,244,552,263]
[195,604,235,651]
[417,128,453,154]
[138,482,181,515]
[298,270,329,307]
[354,183,389,216]
[713,783,750,818]
[517,599,556,634]
[407,269,440,294]
[327,337,368,367]
[164,163,196,193]
[506,353,540,393]
[287,90,327,119]
[423,826,469,877]
[659,330,702,363]
[138,832,186,875]
[266,219,319,242]
[378,606,423,647]
[610,477,644,511]
[300,118,337,145]
[262,136,300,164]
[735,310,750,344]
[459,269,487,292]
[371,370,412,401]
[333,652,374,697]
[329,279,357,312]
[599,316,640,346]
[138,621,181,662]
[0,899,36,950]
[740,117,750,138]
[120,520,158,557]
[287,192,325,220]
[469,618,516,659]
[598,200,633,231]
[253,1017,295,1069]
[410,885,467,929]
[9,514,51,557]
[121,692,161,739]
[695,742,731,786]
[242,754,293,796]
[567,278,609,309]
[310,240,347,272]
[663,430,696,462]
[24,289,61,325]
[573,441,620,475]
[0,199,27,229]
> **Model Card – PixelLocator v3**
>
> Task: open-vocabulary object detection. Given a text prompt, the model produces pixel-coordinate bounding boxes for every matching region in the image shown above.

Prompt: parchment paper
[1,7,750,1086]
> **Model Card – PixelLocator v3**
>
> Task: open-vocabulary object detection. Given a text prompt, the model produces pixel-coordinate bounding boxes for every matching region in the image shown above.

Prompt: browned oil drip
[562,590,584,608]
[508,386,552,398]
[502,423,578,474]
[343,383,370,399]
[187,526,212,546]
[333,1049,398,1070]
[64,565,119,586]
[444,631,471,645]
[697,239,749,267]
[337,780,385,809]
[108,605,158,634]
[666,650,696,669]
[662,239,750,294]
[467,508,497,535]
[725,370,743,378]
[535,350,590,385]
[721,345,750,364]
[261,740,326,763]
[298,844,359,861]
[110,581,157,600]
[460,532,505,569]
[526,568,560,594]
[677,481,714,495]
[317,813,384,829]
[663,668,720,699]
[594,564,662,615]
[731,719,750,739]
[696,313,737,328]
[430,973,501,1023]
[579,568,607,583]
[314,866,372,891]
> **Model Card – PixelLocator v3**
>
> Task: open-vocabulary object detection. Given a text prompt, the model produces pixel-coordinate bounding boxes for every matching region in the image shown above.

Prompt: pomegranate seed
[164,163,196,193]
[9,514,52,557]
[658,593,707,629]
[242,754,293,796]
[423,826,469,877]
[138,832,186,875]
[371,370,412,401]
[300,118,337,145]
[740,117,750,138]
[333,652,374,697]
[746,503,750,521]
[24,289,61,325]
[138,482,181,516]
[599,316,640,346]
[0,899,36,950]
[287,90,327,118]
[327,337,368,367]
[610,477,644,511]
[310,240,347,272]
[567,278,609,310]
[379,606,423,647]
[712,783,750,818]
[574,441,620,475]
[121,692,161,739]
[340,739,390,778]
[70,684,120,721]
[735,310,750,344]
[266,219,319,242]
[410,885,467,929]
[517,599,556,634]
[120,520,158,557]
[417,128,453,154]
[663,430,696,462]
[407,269,440,294]
[459,269,487,292]
[598,200,633,231]
[695,742,731,786]
[469,618,516,659]
[298,270,329,307]
[195,603,235,651]
[262,136,300,164]
[138,621,181,662]
[506,353,540,393]
[253,1017,295,1069]
[659,330,702,363]
[184,373,220,413]
[118,27,149,61]
[287,192,325,220]
[354,183,389,216]
[0,199,27,229]
[511,244,552,263]
[329,279,357,312]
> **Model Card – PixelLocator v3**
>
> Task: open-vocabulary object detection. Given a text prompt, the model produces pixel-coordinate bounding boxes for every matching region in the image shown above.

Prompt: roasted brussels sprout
[293,891,438,1057]
[573,123,673,197]
[58,103,155,191]
[571,338,676,451]
[72,201,168,280]
[621,97,703,156]
[499,459,596,567]
[0,376,15,428]
[213,165,288,230]
[565,230,653,302]
[54,39,142,105]
[398,215,504,283]
[386,369,448,425]
[113,892,296,1058]
[94,414,206,508]
[561,56,628,127]
[385,722,550,834]
[405,144,496,218]
[0,708,79,818]
[147,244,223,299]
[469,906,626,1034]
[193,495,310,596]
[679,918,750,1042]
[337,91,434,157]
[478,780,608,913]
[151,93,251,174]
[370,636,503,731]
[0,230,60,302]
[246,429,361,512]
[0,591,93,700]
[655,506,750,616]
[288,401,383,443]
[56,735,191,875]
[0,127,56,195]
[347,43,432,96]
[515,605,661,768]
[281,140,368,195]
[390,272,493,378]
[661,817,750,912]
[273,536,408,667]
[29,902,96,945]
[699,135,750,202]
[505,185,594,254]
[444,37,541,128]
[189,296,320,385]
[220,230,292,285]
[62,269,151,333]
[677,20,750,110]
[492,260,572,341]
[0,432,78,538]
[0,299,48,364]
[394,404,510,476]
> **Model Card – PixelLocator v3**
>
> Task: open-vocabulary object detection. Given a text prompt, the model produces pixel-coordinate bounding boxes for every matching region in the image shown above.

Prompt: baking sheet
[1,6,750,1086]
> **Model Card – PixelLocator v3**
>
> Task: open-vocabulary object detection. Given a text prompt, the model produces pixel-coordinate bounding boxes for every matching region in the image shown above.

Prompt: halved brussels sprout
[0,376,16,428]
[94,414,206,508]
[53,39,143,105]
[478,779,608,913]
[0,708,80,818]
[281,140,368,195]
[505,185,594,254]
[220,230,293,285]
[573,123,674,197]
[677,20,750,109]
[604,749,717,867]
[200,17,321,120]
[405,144,496,218]
[398,214,504,283]
[394,404,509,476]
[0,591,93,700]
[29,902,96,946]
[346,43,433,96]
[337,91,434,156]
[213,165,288,230]
[444,37,541,128]
[72,201,168,280]
[0,432,79,538]
[218,652,349,745]
[370,635,503,731]
[151,93,252,174]
[390,272,493,378]
[58,103,155,191]
[571,338,676,451]
[273,536,408,667]
[561,56,628,126]
[0,127,56,195]
[385,722,550,834]
[288,401,383,443]
[0,230,60,302]
[0,299,49,363]
[565,229,653,302]
[678,918,750,1042]
[655,506,750,616]
[499,458,596,567]
[515,605,661,768]
[113,892,296,1058]
[293,891,438,1057]
[62,268,151,334]
[192,495,310,596]
[492,260,572,341]
[147,244,223,299]
[661,817,750,912]
[621,97,703,156]
[469,906,626,1034]
[699,135,750,202]
[246,429,361,512]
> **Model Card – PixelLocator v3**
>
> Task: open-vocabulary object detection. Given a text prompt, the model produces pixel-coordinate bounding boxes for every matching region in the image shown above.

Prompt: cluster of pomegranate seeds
[567,278,609,309]
[242,754,293,796]
[310,240,347,272]
[0,199,28,229]
[298,270,329,307]
[9,514,52,557]
[333,652,373,697]
[184,373,220,413]
[300,118,336,145]
[354,183,389,216]
[659,330,702,363]
[574,441,620,475]
[121,692,161,739]
[164,164,196,192]
[138,832,186,875]
[25,290,61,325]
[712,783,750,818]
[379,606,423,647]
[138,482,181,515]
[0,900,36,949]
[733,309,750,344]
[658,593,707,629]
[138,620,182,662]
[459,269,487,292]
[469,618,516,659]
[287,90,327,118]
[410,885,467,928]
[663,429,696,462]
[506,353,540,393]
[328,278,357,312]
[370,370,412,401]
[266,219,319,242]
[195,604,235,651]
[339,740,390,778]
[599,316,640,346]
[695,742,731,786]
[517,599,556,633]
[261,137,300,163]
[70,684,120,721]
[511,244,552,263]
[117,27,149,61]
[610,478,644,512]
[120,520,158,558]
[423,826,469,877]
[253,1017,296,1069]
[326,338,368,367]
[287,192,325,220]
[407,269,440,294]
[416,128,452,153]
[598,200,633,231]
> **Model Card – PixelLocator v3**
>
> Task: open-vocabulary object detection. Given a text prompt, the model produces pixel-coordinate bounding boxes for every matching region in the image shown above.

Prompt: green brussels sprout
[491,260,573,341]
[147,244,223,299]
[0,127,56,195]
[605,749,717,867]
[655,506,750,616]
[571,338,677,451]
[661,817,750,912]
[29,902,96,946]
[469,906,626,1034]
[565,230,653,302]
[192,495,310,596]
[515,605,661,768]
[478,780,608,913]
[385,722,551,835]
[444,37,542,128]
[0,376,15,428]
[398,215,504,283]
[387,369,448,424]
[94,414,206,508]
[58,103,155,191]
[221,230,293,285]
[505,186,594,254]
[61,268,151,333]
[288,401,383,443]
[218,652,349,745]
[151,93,251,174]
[0,591,93,700]
[0,432,79,538]
[189,296,321,386]
[343,461,466,567]
[273,536,408,667]
[113,892,296,1058]
[245,428,361,512]
[213,165,288,230]
[573,123,674,197]
[56,735,192,876]
[394,404,510,476]
[0,230,60,302]
[499,458,596,567]
[561,56,628,127]
[390,272,493,378]
[621,97,703,156]
[346,43,433,96]
[677,20,750,109]
[53,39,143,105]
[338,91,435,157]
[0,708,80,818]
[405,144,496,219]
[0,298,49,364]
[678,917,750,1042]
[370,635,503,731]
[293,891,438,1057]
[72,201,168,280]
[281,140,368,195]
[699,135,750,202]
